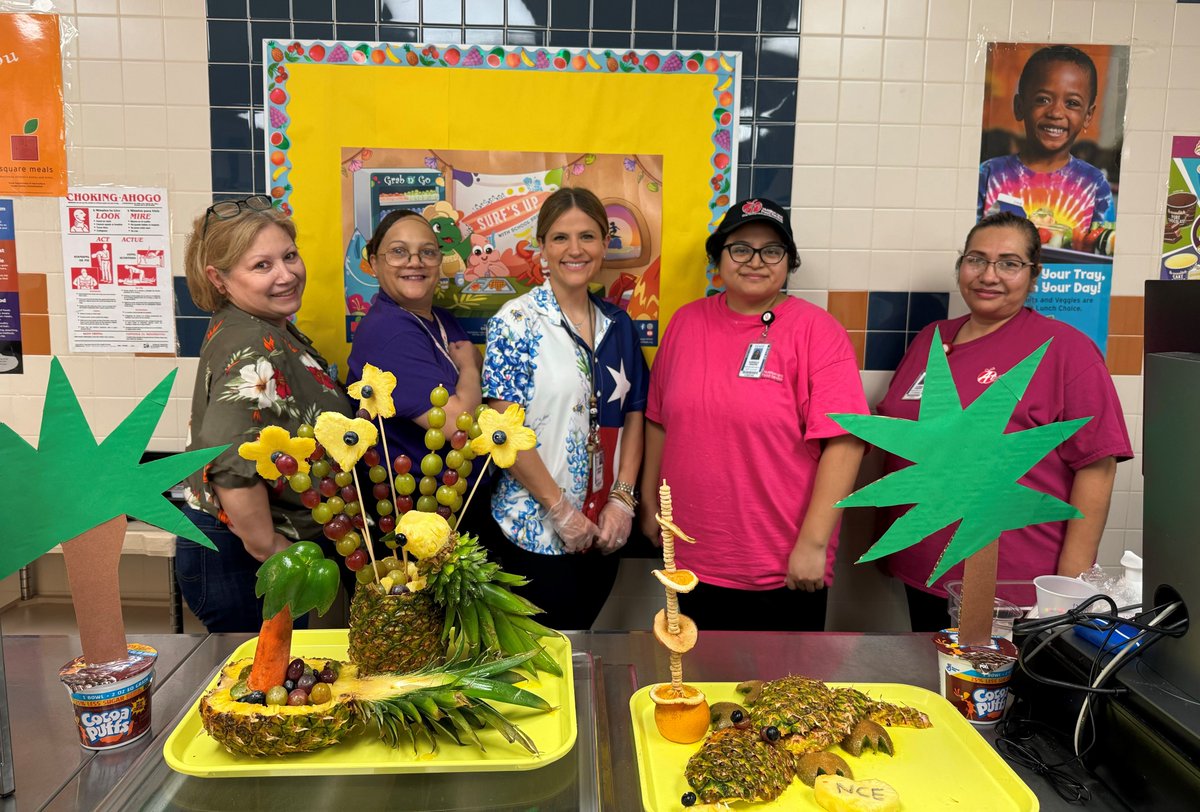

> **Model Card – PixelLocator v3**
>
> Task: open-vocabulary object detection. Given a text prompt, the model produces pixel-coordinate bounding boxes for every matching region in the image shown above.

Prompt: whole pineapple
[348,584,444,675]
[684,727,796,804]
[200,650,549,757]
[350,512,562,678]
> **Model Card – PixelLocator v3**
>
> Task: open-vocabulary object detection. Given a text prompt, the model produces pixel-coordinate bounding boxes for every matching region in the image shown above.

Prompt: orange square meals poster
[0,14,65,196]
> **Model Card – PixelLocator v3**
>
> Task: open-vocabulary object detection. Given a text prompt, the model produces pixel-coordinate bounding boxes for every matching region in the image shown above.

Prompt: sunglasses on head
[201,195,275,239]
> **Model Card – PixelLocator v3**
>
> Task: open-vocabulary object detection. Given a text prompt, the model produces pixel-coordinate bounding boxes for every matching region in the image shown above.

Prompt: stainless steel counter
[3,631,1128,810]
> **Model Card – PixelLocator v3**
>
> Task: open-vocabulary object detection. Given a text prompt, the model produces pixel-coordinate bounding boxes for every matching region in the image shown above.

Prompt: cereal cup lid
[59,643,158,691]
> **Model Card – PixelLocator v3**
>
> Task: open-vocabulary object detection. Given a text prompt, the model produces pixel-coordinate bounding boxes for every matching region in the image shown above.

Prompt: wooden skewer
[376,416,407,571]
[351,467,381,584]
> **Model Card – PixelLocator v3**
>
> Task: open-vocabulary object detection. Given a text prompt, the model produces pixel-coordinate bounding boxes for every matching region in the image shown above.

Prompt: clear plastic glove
[546,491,600,553]
[595,499,634,555]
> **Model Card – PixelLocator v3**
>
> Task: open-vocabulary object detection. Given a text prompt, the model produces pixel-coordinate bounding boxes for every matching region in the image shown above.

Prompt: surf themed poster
[339,148,663,345]
[978,42,1130,353]
[0,199,21,374]
[1160,135,1200,281]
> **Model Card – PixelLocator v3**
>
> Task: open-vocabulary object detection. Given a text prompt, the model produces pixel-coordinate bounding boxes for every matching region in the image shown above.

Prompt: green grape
[460,443,476,461]
[334,471,353,488]
[296,423,316,439]
[368,465,388,484]
[376,499,394,516]
[424,428,446,451]
[467,422,482,439]
[474,403,488,419]
[427,407,446,428]
[355,566,375,585]
[435,485,456,506]
[326,496,346,515]
[310,459,331,479]
[344,501,361,517]
[335,535,359,556]
[419,476,437,496]
[453,477,468,495]
[450,494,463,512]
[430,384,450,407]
[445,449,464,470]
[395,473,416,495]
[288,472,312,493]
[416,495,438,513]
[312,503,334,524]
[342,530,361,548]
[382,556,403,572]
[459,459,473,478]
[420,453,443,477]
[455,412,474,431]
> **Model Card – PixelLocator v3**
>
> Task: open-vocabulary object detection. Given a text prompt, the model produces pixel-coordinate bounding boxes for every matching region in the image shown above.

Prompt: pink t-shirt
[876,308,1132,599]
[646,294,868,590]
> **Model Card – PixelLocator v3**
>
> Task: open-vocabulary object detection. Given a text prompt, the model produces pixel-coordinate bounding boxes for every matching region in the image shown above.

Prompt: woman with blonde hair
[177,195,353,632]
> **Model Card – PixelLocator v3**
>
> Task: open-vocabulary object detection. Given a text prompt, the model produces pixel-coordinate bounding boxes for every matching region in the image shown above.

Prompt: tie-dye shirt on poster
[977,154,1116,229]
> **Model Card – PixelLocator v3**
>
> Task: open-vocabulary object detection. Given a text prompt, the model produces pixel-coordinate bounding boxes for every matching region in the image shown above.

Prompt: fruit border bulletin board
[264,40,740,375]
[0,13,67,196]
[978,42,1130,355]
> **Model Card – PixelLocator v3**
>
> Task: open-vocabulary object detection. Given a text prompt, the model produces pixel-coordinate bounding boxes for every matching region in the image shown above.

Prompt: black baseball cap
[705,197,796,263]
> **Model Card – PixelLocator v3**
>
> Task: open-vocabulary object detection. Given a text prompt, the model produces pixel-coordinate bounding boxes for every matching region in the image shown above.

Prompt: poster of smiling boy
[978,43,1129,354]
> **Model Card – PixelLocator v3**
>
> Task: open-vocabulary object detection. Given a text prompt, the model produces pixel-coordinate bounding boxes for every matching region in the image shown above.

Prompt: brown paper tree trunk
[958,539,999,646]
[61,515,128,664]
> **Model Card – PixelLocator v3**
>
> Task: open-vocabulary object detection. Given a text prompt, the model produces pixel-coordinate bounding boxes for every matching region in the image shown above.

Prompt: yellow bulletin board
[265,41,740,375]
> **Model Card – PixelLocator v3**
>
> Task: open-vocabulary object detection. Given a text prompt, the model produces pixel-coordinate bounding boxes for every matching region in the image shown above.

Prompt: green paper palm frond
[0,358,227,579]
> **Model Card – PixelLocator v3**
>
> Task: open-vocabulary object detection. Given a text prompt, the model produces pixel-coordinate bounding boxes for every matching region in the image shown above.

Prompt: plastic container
[1033,575,1100,617]
[945,581,1026,640]
[59,643,158,750]
[932,631,1018,726]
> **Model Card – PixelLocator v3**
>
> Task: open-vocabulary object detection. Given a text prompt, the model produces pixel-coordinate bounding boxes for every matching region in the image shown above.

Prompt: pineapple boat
[680,674,931,807]
[199,541,550,757]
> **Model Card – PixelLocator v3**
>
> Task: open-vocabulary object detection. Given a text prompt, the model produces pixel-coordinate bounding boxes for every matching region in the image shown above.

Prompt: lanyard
[402,307,455,369]
[558,300,602,456]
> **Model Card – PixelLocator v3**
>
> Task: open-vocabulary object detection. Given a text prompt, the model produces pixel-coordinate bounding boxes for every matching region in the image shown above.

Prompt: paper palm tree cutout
[0,359,226,662]
[830,330,1091,586]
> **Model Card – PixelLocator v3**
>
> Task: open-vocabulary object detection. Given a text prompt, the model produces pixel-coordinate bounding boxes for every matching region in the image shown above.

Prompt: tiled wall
[6,0,1195,574]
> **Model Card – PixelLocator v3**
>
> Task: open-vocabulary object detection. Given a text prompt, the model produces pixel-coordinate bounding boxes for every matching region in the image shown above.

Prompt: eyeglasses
[958,254,1035,278]
[378,245,443,267]
[201,195,274,239]
[724,242,788,265]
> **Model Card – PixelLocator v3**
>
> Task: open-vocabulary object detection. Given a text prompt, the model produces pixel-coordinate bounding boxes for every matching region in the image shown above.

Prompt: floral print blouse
[184,302,352,542]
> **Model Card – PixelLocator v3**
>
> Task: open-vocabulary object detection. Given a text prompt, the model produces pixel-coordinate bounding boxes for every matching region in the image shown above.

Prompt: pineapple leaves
[829,331,1090,586]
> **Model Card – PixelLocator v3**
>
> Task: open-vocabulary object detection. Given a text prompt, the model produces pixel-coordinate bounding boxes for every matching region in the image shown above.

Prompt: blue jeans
[175,505,311,633]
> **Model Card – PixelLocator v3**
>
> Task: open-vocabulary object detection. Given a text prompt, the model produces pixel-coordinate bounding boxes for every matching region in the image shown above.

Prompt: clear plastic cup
[1033,575,1099,618]
[945,581,1026,640]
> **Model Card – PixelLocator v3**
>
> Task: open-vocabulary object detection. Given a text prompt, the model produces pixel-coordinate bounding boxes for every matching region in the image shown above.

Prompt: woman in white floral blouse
[481,187,649,630]
[177,196,353,632]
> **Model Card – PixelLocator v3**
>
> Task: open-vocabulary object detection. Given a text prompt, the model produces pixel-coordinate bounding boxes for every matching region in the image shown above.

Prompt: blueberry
[360,385,373,398]
[492,430,507,444]
[730,709,744,724]
[343,431,359,445]
[319,667,336,684]
[284,679,296,691]
[681,791,697,807]
[761,725,781,743]
[244,690,266,705]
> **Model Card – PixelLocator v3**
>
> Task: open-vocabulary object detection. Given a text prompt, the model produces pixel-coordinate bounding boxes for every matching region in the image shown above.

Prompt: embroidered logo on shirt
[901,371,925,400]
[977,367,998,385]
[760,370,783,382]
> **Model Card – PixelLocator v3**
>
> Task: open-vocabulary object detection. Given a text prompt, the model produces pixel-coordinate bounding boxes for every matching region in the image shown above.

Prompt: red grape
[372,482,390,500]
[273,453,299,477]
[450,430,468,450]
[323,515,350,540]
[442,470,459,487]
[300,489,321,509]
[363,447,381,467]
[378,515,395,533]
[435,505,452,519]
[393,454,412,475]
[351,513,365,530]
[395,495,413,513]
[318,477,338,497]
[309,443,325,461]
[344,546,367,571]
[340,485,358,503]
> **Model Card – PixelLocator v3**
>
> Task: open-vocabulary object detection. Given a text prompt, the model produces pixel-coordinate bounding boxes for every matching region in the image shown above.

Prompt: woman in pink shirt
[877,212,1131,631]
[639,198,868,631]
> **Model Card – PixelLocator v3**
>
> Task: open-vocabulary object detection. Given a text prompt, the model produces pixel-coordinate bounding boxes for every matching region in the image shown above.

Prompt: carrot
[246,609,293,692]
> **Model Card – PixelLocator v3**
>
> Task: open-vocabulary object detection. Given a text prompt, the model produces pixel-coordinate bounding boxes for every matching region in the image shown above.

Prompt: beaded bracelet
[612,480,636,497]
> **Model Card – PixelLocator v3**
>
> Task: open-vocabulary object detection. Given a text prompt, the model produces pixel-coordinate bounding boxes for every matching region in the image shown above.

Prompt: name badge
[739,343,771,378]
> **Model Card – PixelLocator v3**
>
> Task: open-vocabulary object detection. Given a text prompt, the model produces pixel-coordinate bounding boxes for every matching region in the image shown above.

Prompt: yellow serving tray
[630,682,1038,811]
[164,629,576,778]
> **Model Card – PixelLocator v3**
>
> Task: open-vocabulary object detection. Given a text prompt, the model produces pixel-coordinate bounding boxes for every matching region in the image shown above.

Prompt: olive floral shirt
[184,302,352,541]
